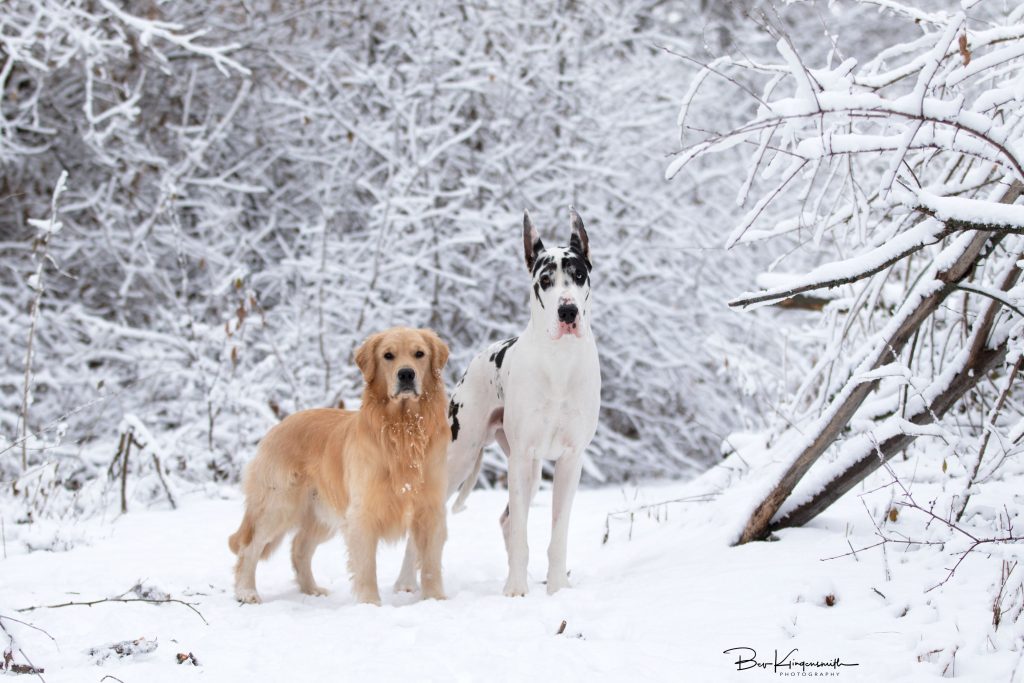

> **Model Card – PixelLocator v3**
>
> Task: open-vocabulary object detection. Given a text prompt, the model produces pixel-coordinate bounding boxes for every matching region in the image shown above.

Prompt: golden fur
[228,327,450,605]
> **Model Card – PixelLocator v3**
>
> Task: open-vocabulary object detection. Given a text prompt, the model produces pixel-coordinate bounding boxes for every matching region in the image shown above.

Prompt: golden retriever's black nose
[557,304,578,324]
[397,368,415,384]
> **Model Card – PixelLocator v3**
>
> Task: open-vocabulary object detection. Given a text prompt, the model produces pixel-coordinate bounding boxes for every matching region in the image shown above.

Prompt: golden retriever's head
[355,327,449,403]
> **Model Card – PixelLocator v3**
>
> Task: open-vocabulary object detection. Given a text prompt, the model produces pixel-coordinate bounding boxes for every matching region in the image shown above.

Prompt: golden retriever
[228,327,450,605]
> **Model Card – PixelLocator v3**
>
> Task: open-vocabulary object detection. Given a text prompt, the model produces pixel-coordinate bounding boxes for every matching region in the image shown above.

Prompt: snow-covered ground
[1,471,1019,682]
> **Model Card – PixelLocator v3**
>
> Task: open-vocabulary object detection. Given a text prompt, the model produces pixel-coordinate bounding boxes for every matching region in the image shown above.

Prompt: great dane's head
[522,208,592,341]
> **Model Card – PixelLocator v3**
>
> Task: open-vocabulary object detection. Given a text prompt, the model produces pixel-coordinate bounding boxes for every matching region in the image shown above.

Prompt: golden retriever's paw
[393,578,419,594]
[421,583,446,601]
[300,584,330,597]
[235,588,262,604]
[503,578,529,597]
[546,574,571,595]
[354,590,382,606]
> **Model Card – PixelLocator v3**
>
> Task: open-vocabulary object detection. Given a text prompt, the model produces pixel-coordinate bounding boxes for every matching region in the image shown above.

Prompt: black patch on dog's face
[531,253,556,309]
[561,252,591,288]
[531,252,555,276]
[489,336,518,369]
[448,399,462,441]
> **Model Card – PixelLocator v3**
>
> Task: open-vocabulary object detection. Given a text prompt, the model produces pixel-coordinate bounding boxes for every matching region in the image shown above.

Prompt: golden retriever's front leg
[413,503,447,600]
[345,514,381,605]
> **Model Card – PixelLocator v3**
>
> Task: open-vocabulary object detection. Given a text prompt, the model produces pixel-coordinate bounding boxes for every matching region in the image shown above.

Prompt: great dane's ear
[569,207,590,265]
[354,333,380,384]
[420,328,450,379]
[523,210,544,272]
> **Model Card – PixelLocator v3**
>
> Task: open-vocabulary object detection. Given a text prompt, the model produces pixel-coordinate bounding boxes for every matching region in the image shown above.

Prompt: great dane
[396,208,601,596]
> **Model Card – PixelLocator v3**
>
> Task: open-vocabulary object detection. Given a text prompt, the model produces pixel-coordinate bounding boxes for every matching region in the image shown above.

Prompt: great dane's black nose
[557,304,579,324]
[397,368,416,384]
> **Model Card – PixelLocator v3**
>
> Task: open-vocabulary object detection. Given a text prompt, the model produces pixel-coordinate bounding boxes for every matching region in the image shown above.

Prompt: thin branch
[954,283,1024,320]
[956,354,1024,521]
[16,597,208,626]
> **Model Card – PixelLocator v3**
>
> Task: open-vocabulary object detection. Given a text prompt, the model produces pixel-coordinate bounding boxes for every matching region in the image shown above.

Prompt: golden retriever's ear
[354,334,380,383]
[422,329,449,377]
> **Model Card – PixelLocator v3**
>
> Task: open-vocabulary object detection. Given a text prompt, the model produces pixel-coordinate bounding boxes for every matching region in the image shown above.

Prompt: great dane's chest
[501,341,600,461]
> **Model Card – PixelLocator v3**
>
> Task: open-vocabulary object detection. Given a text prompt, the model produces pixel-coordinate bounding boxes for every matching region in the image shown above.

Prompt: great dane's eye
[573,270,586,284]
[415,350,425,358]
[383,352,395,361]
[540,274,551,289]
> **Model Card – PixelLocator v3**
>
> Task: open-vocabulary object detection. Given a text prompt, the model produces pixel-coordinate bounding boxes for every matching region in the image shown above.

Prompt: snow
[908,188,1024,228]
[3,474,1019,682]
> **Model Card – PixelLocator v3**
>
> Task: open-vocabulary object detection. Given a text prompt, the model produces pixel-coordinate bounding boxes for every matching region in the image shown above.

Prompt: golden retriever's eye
[383,352,395,361]
[415,350,425,358]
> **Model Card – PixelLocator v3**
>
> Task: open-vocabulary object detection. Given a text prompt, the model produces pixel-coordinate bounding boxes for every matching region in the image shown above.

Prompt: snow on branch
[97,0,250,76]
[731,183,1024,309]
[904,187,1024,232]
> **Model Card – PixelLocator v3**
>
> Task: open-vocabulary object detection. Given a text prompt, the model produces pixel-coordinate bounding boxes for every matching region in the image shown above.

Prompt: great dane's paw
[300,584,330,597]
[503,578,529,597]
[546,574,571,595]
[235,588,262,604]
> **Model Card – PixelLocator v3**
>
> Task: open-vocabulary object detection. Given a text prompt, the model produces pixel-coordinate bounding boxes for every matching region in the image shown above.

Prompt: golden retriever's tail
[451,448,484,514]
[228,510,255,555]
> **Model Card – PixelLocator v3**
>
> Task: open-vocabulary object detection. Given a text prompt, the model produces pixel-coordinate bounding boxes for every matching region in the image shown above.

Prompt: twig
[1010,646,1024,683]
[956,354,1024,521]
[0,614,46,682]
[820,539,887,561]
[20,171,67,471]
[602,493,717,544]
[120,431,132,514]
[150,452,176,510]
[831,459,1024,591]
[953,284,1024,320]
[16,597,208,626]
[605,493,717,518]
[0,615,55,644]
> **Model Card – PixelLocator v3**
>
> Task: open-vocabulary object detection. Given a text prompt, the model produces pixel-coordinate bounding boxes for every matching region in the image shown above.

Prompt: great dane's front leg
[547,453,583,594]
[503,453,535,596]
